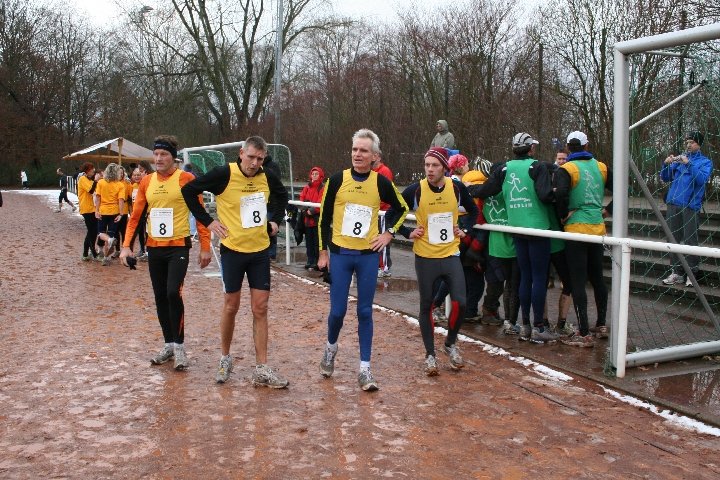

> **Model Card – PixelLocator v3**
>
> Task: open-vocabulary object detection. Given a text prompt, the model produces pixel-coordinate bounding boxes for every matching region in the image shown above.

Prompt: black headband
[153,141,177,159]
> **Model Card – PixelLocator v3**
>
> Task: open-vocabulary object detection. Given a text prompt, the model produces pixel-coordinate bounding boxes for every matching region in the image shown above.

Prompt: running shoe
[379,269,392,278]
[174,345,188,370]
[101,257,111,266]
[150,345,174,365]
[431,307,446,323]
[590,325,609,339]
[685,277,693,287]
[216,355,233,383]
[358,369,379,391]
[518,324,532,341]
[562,334,595,348]
[252,364,289,389]
[81,256,91,262]
[502,320,520,335]
[662,273,684,285]
[530,327,560,344]
[553,322,576,337]
[424,355,439,376]
[480,308,503,326]
[137,252,149,262]
[319,345,338,378]
[443,344,464,370]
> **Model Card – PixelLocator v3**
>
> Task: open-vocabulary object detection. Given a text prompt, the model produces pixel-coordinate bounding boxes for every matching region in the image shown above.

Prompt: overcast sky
[73,0,407,25]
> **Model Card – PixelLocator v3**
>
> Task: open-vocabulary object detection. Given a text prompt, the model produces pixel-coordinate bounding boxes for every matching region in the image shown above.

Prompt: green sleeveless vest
[483,192,515,258]
[503,159,549,230]
[567,159,604,226]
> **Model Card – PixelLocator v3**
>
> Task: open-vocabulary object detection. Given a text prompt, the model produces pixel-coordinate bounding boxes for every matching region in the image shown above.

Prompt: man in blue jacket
[660,131,713,286]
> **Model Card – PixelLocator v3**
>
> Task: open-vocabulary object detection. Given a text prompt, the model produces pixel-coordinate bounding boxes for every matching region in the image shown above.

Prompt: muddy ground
[1,190,719,479]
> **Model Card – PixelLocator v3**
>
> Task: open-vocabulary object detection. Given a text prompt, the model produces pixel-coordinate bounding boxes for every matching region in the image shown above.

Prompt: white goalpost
[612,22,720,377]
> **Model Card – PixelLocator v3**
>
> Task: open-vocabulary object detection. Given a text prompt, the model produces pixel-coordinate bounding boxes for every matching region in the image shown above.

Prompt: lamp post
[273,0,283,143]
[138,6,154,142]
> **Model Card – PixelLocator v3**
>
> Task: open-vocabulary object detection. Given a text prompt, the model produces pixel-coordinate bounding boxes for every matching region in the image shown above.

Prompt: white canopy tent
[63,137,152,165]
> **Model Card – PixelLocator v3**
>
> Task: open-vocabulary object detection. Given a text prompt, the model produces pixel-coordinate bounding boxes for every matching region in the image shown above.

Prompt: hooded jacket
[430,120,456,149]
[299,166,325,227]
[660,150,712,211]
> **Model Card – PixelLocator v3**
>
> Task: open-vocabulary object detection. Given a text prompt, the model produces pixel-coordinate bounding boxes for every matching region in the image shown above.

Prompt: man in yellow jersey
[317,129,408,391]
[396,147,478,375]
[120,135,212,371]
[182,136,290,388]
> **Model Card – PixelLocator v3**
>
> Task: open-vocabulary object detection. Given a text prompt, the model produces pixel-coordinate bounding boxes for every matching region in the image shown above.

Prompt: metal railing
[285,199,720,378]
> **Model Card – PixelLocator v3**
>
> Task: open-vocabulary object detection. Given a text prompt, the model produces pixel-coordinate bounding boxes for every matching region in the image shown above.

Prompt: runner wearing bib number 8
[120,135,213,371]
[182,136,290,388]
[396,147,478,375]
[317,129,409,392]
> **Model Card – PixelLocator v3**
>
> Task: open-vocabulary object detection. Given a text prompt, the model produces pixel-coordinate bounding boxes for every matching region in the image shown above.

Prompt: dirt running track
[1,190,719,479]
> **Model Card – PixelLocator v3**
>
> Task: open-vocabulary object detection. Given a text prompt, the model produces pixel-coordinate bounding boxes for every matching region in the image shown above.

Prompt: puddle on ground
[626,359,720,411]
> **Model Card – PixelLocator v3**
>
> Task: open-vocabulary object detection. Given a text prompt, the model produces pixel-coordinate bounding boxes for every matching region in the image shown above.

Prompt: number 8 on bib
[240,192,267,228]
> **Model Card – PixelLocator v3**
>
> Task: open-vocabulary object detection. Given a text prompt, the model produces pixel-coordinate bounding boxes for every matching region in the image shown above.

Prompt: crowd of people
[42,123,710,392]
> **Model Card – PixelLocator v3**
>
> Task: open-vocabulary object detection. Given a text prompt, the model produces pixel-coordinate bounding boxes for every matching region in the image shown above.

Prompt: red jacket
[299,167,325,228]
[373,163,394,211]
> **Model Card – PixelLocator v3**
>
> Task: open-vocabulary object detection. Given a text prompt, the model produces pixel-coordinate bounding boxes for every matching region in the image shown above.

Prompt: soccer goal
[611,22,720,377]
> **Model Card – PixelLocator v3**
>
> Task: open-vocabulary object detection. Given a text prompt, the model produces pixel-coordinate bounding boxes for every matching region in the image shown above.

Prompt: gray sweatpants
[666,204,700,274]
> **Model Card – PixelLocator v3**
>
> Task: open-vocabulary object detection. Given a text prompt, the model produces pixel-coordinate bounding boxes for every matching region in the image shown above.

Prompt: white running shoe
[174,345,188,370]
[424,355,439,376]
[252,364,289,389]
[216,355,233,383]
[150,345,174,365]
[662,273,684,285]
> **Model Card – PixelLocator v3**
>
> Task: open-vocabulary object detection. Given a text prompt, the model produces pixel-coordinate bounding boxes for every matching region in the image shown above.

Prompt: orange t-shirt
[95,179,126,215]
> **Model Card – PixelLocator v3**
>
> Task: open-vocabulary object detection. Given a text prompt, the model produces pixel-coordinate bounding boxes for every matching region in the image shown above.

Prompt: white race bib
[427,212,454,244]
[150,208,174,238]
[341,203,373,238]
[240,192,267,228]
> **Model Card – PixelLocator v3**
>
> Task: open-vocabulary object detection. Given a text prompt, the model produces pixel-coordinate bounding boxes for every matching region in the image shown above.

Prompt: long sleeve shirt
[181,163,288,228]
[319,168,408,253]
[659,150,712,211]
[396,179,479,238]
[466,156,554,203]
[123,170,211,250]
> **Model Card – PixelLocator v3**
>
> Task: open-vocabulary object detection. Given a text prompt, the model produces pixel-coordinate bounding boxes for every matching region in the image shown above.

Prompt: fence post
[285,217,291,265]
[614,242,632,378]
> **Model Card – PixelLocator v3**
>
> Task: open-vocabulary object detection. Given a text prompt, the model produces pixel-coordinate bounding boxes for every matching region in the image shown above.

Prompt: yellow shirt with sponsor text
[331,169,381,251]
[413,178,460,258]
[145,170,191,242]
[216,163,271,253]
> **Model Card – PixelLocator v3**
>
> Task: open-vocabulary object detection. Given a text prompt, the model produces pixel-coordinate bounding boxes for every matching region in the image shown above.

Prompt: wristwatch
[386,227,396,237]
